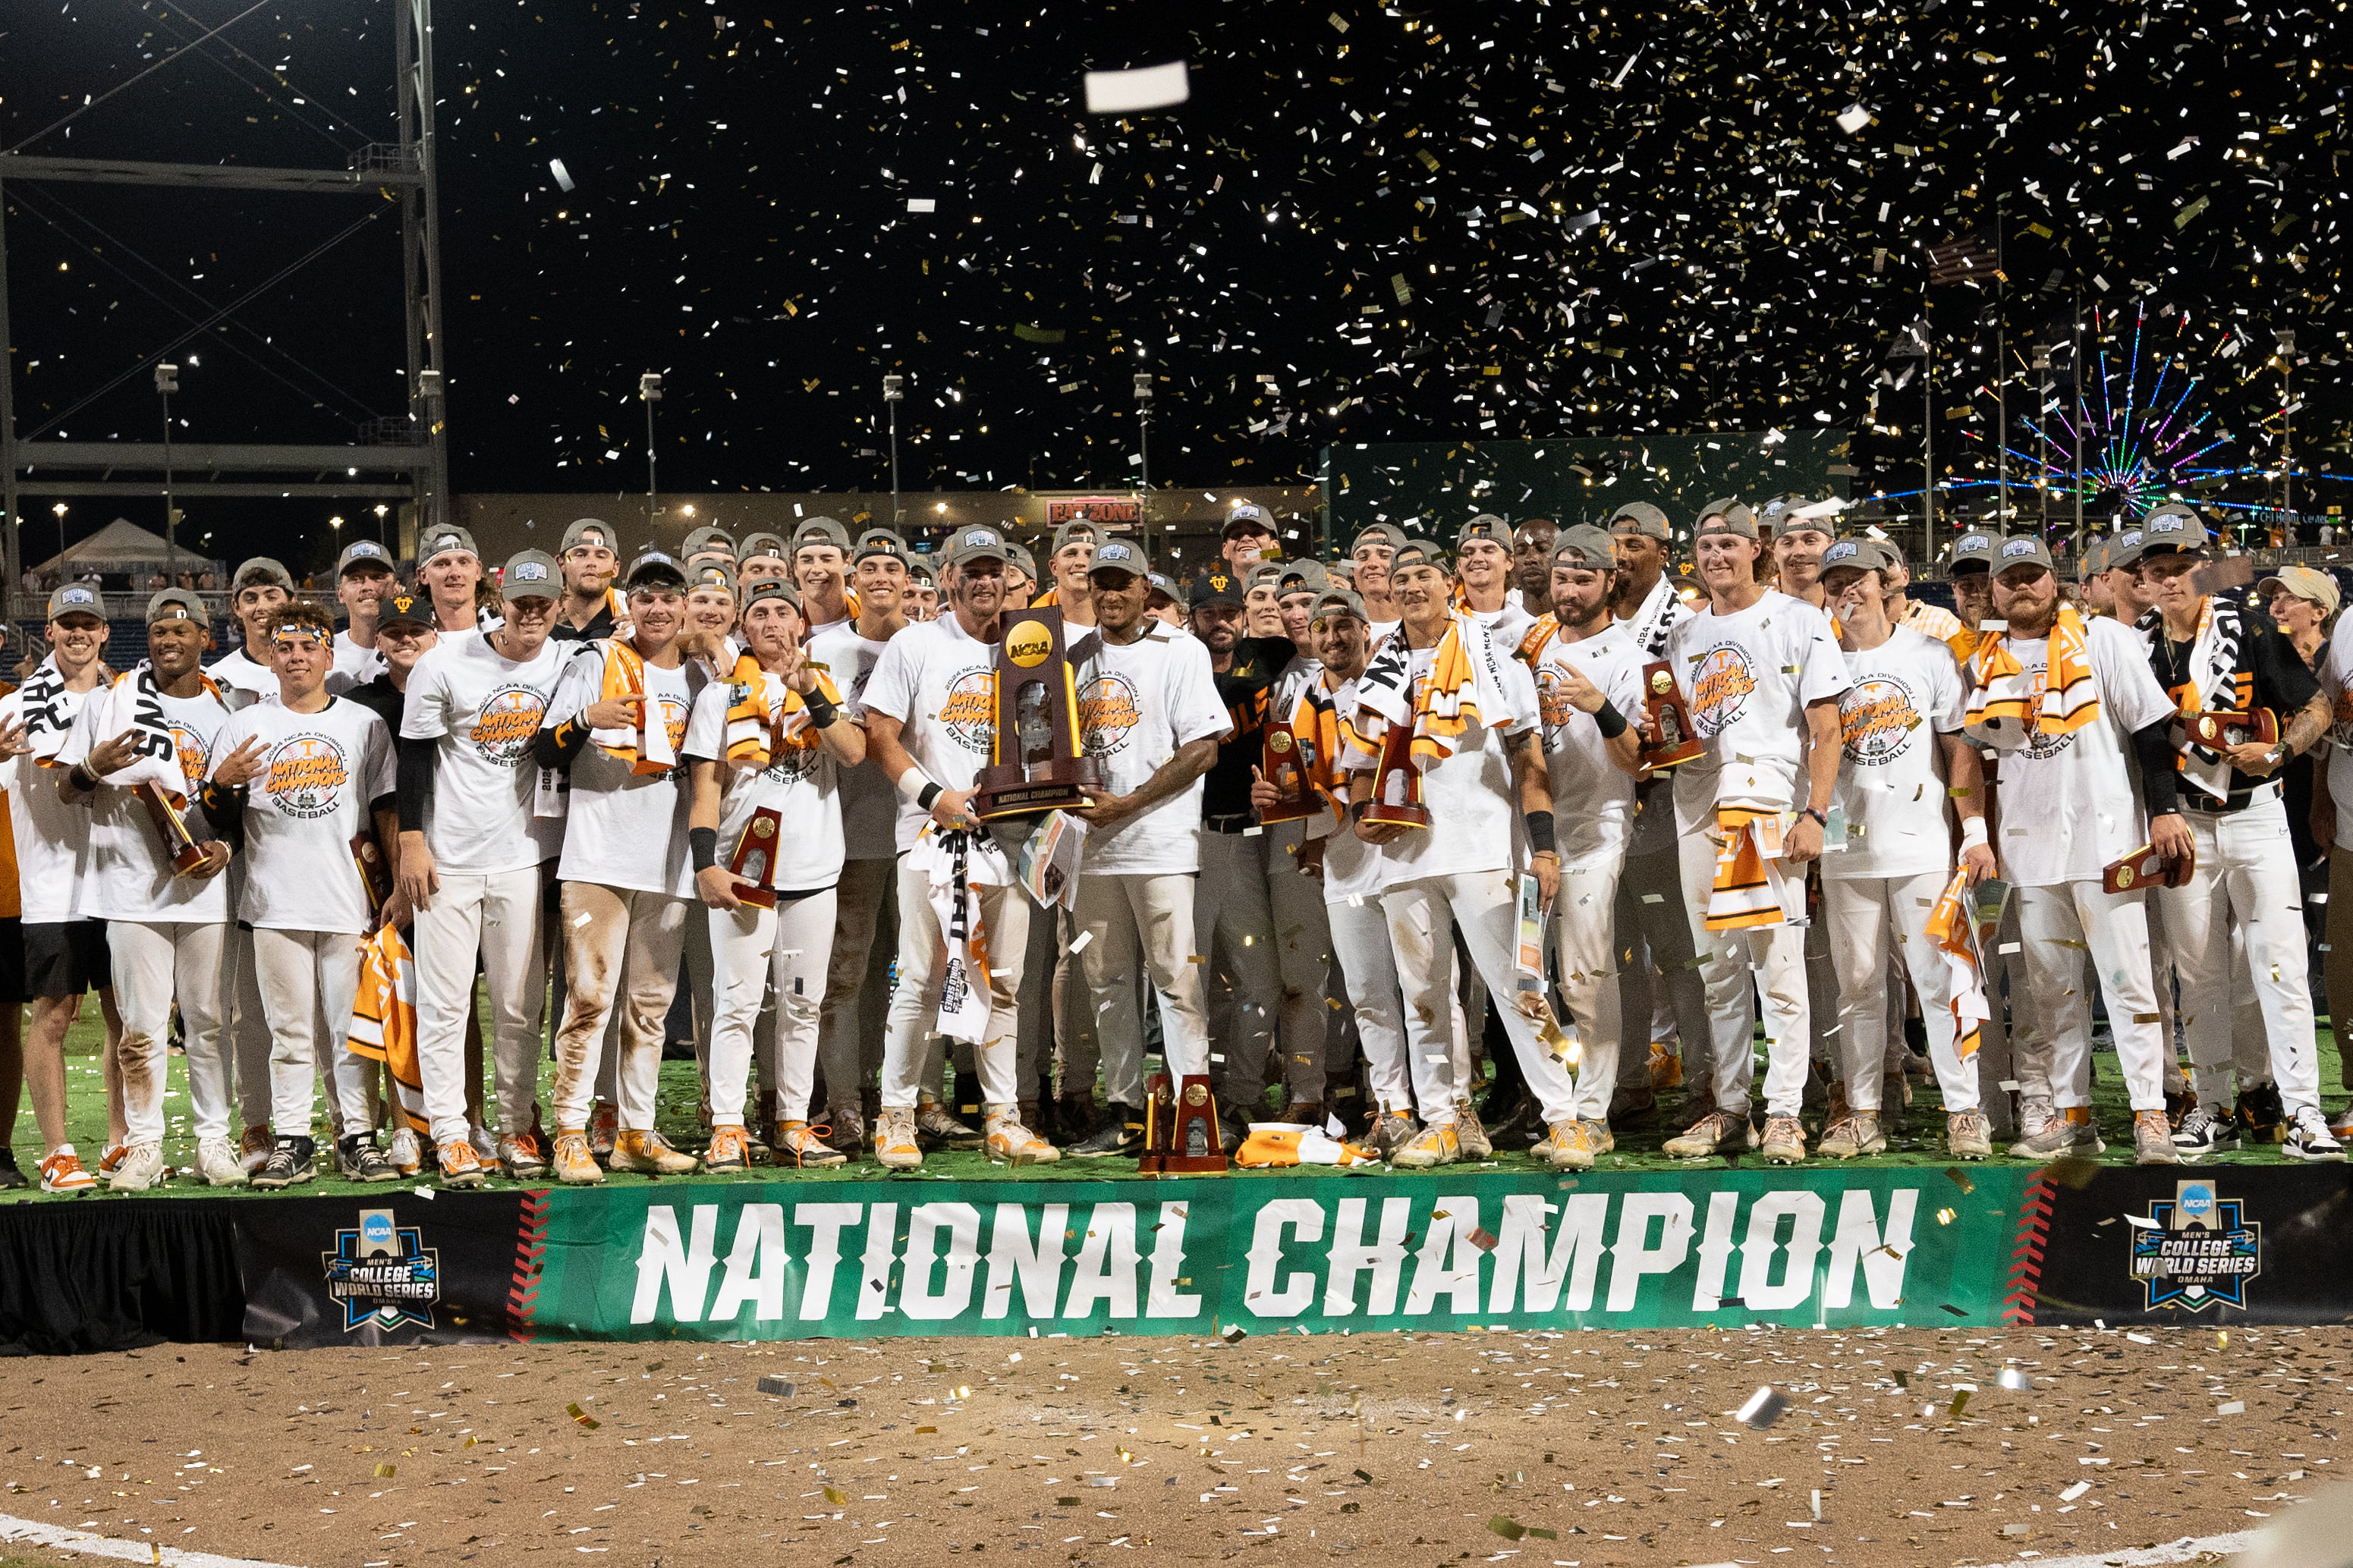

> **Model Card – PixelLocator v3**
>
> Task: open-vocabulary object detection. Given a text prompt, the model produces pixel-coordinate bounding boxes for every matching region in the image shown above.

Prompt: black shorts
[0,916,24,1007]
[24,919,110,1001]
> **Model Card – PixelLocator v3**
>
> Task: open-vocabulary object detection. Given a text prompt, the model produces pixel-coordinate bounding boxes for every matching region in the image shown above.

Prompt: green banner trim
[524,1165,2033,1341]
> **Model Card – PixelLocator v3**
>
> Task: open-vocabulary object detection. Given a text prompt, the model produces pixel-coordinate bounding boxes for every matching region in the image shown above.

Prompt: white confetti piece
[1084,61,1190,115]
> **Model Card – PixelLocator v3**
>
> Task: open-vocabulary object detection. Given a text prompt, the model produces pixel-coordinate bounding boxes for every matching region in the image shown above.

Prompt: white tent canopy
[31,517,216,577]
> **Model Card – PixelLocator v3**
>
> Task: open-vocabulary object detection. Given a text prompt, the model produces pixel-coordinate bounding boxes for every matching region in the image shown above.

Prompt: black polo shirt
[1202,633,1296,821]
[2147,599,2319,813]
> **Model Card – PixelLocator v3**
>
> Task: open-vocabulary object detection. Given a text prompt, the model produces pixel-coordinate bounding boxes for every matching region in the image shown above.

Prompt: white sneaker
[197,1137,249,1187]
[387,1127,423,1177]
[107,1142,167,1192]
[2285,1106,2347,1163]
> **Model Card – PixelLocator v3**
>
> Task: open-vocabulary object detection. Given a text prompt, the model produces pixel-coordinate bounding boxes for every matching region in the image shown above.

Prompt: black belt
[1205,812,1256,835]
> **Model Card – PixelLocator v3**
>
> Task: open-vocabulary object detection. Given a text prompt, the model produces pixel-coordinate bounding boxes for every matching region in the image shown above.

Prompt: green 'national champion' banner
[518,1166,2031,1341]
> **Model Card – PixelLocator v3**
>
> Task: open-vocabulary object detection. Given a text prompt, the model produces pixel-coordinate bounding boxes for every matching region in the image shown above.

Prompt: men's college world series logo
[2128,1180,2260,1312]
[322,1208,443,1331]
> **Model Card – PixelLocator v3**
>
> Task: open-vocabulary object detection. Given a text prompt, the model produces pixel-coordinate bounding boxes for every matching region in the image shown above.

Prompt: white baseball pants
[880,850,1029,1110]
[109,919,230,1147]
[250,925,366,1137]
[1326,894,1411,1115]
[1552,850,1628,1123]
[2016,880,2168,1112]
[1675,825,1812,1118]
[708,888,836,1126]
[552,882,687,1132]
[412,866,547,1150]
[1823,870,1974,1113]
[1071,870,1213,1108]
[1382,868,1576,1127]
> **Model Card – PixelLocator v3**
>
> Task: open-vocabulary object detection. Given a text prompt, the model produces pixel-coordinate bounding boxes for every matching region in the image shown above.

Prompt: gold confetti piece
[565,1402,599,1429]
[2041,1155,2102,1189]
[1948,1391,1971,1417]
[916,1425,937,1434]
[824,1487,849,1505]
[1467,1227,1500,1252]
[2133,1012,2163,1023]
[373,1463,396,1478]
[1944,1167,1975,1195]
[1935,1207,1957,1225]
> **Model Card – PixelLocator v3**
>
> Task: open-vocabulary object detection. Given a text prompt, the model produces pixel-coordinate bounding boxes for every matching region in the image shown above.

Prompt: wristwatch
[1801,808,1828,828]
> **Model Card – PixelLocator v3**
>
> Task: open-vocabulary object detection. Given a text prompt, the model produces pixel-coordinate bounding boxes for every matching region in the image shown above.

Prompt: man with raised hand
[330,539,400,691]
[861,525,1059,1170]
[4,583,122,1192]
[1656,501,1850,1164]
[1818,539,1996,1161]
[793,517,857,635]
[1254,588,1416,1155]
[1454,513,1533,649]
[1968,534,2187,1166]
[1604,501,1708,1108]
[1527,527,1649,1170]
[399,551,571,1185]
[203,600,398,1189]
[60,590,237,1190]
[208,557,294,708]
[1872,537,1974,660]
[1350,522,1407,643]
[808,533,914,1152]
[1344,541,1583,1169]
[687,578,866,1171]
[2133,509,2340,1161]
[417,523,491,636]
[1062,542,1230,1155]
[533,548,703,1183]
[552,518,629,645]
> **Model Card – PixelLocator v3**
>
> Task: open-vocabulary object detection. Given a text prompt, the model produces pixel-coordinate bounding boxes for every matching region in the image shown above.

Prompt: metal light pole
[155,361,180,583]
[2030,343,2050,535]
[1133,367,1153,566]
[50,501,65,574]
[2278,329,2297,528]
[639,371,663,539]
[882,374,904,531]
[1922,317,1936,537]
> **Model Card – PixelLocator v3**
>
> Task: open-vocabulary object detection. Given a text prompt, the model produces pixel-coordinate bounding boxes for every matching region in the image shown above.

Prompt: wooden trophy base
[1638,740,1706,771]
[1256,798,1319,825]
[976,756,1104,820]
[1361,802,1432,829]
[1137,1073,1172,1174]
[2189,708,2279,749]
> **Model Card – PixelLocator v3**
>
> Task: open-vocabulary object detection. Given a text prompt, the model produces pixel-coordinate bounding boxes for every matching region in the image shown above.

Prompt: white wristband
[896,765,936,806]
[1960,815,1989,850]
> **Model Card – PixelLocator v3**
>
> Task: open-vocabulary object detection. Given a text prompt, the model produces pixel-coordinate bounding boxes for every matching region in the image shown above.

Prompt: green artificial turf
[2,995,2345,1201]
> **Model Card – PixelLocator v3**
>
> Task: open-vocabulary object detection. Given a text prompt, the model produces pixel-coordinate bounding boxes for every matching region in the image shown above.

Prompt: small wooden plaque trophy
[1361,718,1431,829]
[134,783,210,878]
[1257,710,1320,825]
[2103,840,2196,894]
[1639,661,1706,769]
[351,831,394,914]
[1139,1073,1227,1175]
[2188,707,2279,751]
[974,608,1104,820]
[729,806,784,910]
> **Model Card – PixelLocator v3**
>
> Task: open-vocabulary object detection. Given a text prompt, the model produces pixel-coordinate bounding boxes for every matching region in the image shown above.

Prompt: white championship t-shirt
[210,696,395,935]
[401,631,570,875]
[1825,625,1965,883]
[1971,616,2176,889]
[1667,590,1851,833]
[682,671,848,893]
[2319,632,2353,849]
[1470,599,1537,660]
[206,646,276,711]
[0,685,98,925]
[62,676,234,922]
[807,622,902,863]
[1374,621,1539,886]
[330,630,388,693]
[860,612,1002,853]
[1071,624,1231,875]
[540,647,695,898]
[1533,619,1645,864]
[1303,672,1388,908]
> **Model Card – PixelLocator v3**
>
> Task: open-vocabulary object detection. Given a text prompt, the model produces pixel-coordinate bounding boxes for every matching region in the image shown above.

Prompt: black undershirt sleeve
[2131,719,2182,818]
[533,715,587,770]
[199,782,247,852]
[398,734,438,834]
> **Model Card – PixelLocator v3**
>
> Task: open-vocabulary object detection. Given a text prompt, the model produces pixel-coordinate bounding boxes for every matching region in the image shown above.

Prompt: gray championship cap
[418,525,480,566]
[232,556,296,593]
[1276,558,1331,597]
[1949,529,1999,575]
[737,530,790,564]
[562,517,620,555]
[793,516,851,551]
[1993,534,2057,577]
[1088,539,1149,581]
[1607,501,1672,541]
[1351,521,1409,556]
[1694,499,1758,539]
[2136,504,2210,558]
[1818,537,1897,581]
[1222,502,1276,539]
[1311,587,1370,624]
[681,524,739,561]
[45,582,103,622]
[1552,524,1618,567]
[1455,513,1510,550]
[624,548,688,589]
[742,577,803,613]
[943,525,1014,567]
[337,539,395,577]
[1005,541,1039,583]
[145,587,207,624]
[502,548,561,599]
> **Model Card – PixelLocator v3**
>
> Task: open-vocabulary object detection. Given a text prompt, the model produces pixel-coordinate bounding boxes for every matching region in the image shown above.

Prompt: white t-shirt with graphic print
[539,649,695,898]
[807,623,902,863]
[860,612,1003,853]
[1666,589,1851,834]
[1825,624,1965,883]
[1071,625,1231,875]
[681,671,848,893]
[209,696,395,935]
[401,631,570,875]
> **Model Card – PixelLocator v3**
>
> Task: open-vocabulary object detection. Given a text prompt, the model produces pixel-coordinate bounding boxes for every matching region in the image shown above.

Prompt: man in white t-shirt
[861,526,1060,1169]
[60,589,240,1190]
[1253,589,1415,1155]
[1605,502,1708,1106]
[1351,522,1406,640]
[206,557,293,708]
[3,584,127,1193]
[533,549,702,1183]
[1656,502,1850,1164]
[1059,542,1231,1156]
[1529,527,1648,1170]
[1968,534,2187,1166]
[1761,497,1836,610]
[418,523,491,637]
[1342,542,1584,1168]
[398,548,570,1185]
[331,539,399,690]
[1818,539,1996,1161]
[687,578,866,1170]
[204,600,398,1189]
[793,517,857,634]
[1455,514,1534,651]
[808,535,912,1152]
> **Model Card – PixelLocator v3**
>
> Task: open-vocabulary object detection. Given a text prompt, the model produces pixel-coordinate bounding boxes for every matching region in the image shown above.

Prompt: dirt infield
[0,1324,2339,1567]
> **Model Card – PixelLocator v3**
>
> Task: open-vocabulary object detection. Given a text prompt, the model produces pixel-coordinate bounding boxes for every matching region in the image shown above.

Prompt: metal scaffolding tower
[0,0,447,613]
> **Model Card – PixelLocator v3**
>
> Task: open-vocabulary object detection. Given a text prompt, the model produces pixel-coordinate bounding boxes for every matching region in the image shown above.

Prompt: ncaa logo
[360,1209,397,1252]
[2178,1182,2216,1220]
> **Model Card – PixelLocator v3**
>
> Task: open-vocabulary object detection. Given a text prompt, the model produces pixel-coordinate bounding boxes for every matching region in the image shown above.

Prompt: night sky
[2,0,2345,572]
